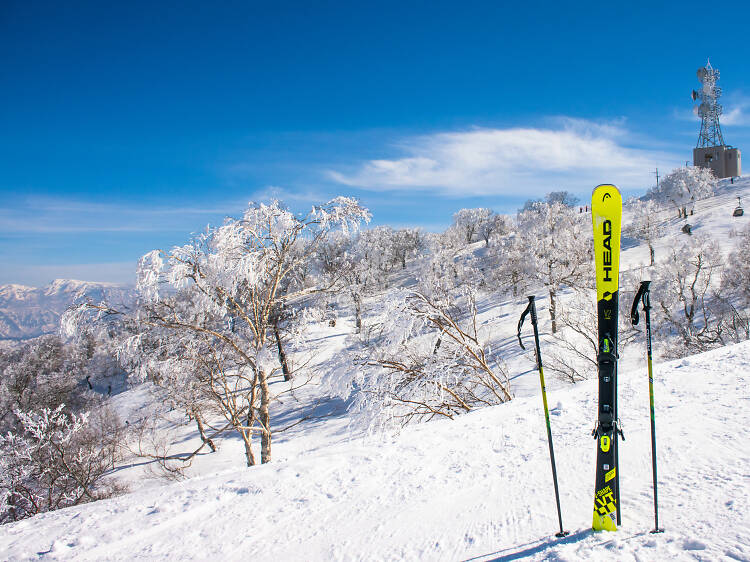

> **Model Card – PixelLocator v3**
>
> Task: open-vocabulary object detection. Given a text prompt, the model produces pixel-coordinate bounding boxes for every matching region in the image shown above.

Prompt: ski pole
[518,296,569,538]
[630,281,663,534]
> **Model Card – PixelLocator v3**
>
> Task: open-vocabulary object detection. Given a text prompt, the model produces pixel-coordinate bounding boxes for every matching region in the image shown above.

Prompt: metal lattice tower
[693,59,725,148]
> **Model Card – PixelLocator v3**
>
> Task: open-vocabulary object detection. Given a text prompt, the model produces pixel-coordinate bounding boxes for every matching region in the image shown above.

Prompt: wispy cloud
[722,98,750,127]
[0,261,137,287]
[328,119,680,197]
[0,193,288,235]
[247,185,330,206]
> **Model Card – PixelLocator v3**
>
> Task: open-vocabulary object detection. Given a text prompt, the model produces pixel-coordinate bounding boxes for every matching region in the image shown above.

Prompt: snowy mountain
[1,177,749,560]
[0,279,134,341]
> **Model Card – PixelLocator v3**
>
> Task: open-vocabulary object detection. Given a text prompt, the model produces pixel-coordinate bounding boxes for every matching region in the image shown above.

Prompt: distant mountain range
[0,279,134,341]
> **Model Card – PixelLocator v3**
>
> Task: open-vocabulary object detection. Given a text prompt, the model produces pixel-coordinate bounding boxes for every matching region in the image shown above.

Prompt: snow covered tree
[715,224,750,344]
[318,228,390,333]
[520,191,579,213]
[648,166,717,218]
[448,208,499,246]
[331,287,511,430]
[68,197,370,467]
[653,234,725,357]
[627,199,666,266]
[545,191,580,207]
[0,336,126,523]
[389,228,425,268]
[724,223,750,309]
[513,201,592,333]
[486,232,532,297]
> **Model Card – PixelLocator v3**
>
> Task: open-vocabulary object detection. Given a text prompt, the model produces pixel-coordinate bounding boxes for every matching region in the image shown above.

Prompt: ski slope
[2,339,749,561]
[1,177,749,560]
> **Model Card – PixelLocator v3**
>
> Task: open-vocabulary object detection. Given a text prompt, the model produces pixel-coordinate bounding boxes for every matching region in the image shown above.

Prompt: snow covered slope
[2,339,748,561]
[2,177,749,560]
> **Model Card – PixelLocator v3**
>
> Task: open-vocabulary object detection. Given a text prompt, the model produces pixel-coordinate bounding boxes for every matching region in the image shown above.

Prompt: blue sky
[2,1,750,286]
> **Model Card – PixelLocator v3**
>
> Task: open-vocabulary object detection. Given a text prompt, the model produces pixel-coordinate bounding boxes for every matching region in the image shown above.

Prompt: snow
[2,339,749,560]
[2,177,750,560]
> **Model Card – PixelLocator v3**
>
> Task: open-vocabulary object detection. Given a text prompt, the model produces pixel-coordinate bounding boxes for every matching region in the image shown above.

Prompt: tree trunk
[354,294,362,333]
[649,244,655,266]
[549,288,557,334]
[241,428,255,466]
[193,410,216,452]
[274,321,292,381]
[259,369,272,464]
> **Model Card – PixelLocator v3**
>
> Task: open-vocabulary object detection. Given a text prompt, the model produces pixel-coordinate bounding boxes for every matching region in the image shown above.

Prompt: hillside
[2,339,748,561]
[1,177,749,560]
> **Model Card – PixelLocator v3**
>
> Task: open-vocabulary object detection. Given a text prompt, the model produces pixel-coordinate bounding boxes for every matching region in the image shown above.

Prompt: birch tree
[67,197,370,467]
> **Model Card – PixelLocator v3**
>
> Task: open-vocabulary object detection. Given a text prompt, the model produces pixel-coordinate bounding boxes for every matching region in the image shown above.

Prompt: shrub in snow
[330,285,511,431]
[0,405,125,524]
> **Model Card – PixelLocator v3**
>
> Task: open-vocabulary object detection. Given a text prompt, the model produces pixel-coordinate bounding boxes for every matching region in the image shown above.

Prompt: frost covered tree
[486,231,532,297]
[448,208,500,246]
[716,224,750,343]
[318,228,392,333]
[330,287,511,430]
[390,228,425,268]
[648,166,717,218]
[520,191,579,213]
[0,337,125,523]
[513,201,592,332]
[68,197,370,467]
[724,224,750,308]
[627,199,666,266]
[653,234,726,357]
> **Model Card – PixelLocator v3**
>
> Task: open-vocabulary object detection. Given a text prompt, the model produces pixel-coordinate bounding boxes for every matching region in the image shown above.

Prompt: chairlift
[733,197,744,217]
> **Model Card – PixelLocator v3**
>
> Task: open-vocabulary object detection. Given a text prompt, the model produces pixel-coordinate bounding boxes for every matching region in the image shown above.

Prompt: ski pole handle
[517,296,536,350]
[630,280,651,326]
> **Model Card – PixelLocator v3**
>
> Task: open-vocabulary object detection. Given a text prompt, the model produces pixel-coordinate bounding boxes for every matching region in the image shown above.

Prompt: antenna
[693,59,725,148]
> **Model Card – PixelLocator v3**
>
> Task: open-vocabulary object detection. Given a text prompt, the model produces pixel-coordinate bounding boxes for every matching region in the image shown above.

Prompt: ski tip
[591,184,622,209]
[592,183,621,195]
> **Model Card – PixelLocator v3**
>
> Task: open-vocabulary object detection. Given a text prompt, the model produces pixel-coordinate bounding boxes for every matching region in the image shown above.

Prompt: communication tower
[691,59,741,178]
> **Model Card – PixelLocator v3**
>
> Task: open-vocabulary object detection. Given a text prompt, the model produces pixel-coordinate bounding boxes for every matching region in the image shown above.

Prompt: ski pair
[591,184,623,532]
[592,185,662,533]
[515,185,626,536]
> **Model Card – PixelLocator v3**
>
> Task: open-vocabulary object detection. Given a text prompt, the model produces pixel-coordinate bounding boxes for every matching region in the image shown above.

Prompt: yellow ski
[591,184,622,531]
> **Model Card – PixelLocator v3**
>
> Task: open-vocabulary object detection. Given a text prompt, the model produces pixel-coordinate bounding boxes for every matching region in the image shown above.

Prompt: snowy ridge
[0,279,133,341]
[1,339,748,560]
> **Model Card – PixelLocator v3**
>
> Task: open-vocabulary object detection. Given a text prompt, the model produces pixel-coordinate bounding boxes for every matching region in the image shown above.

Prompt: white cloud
[721,102,750,127]
[328,120,682,197]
